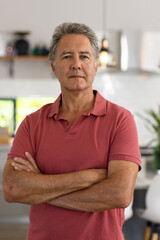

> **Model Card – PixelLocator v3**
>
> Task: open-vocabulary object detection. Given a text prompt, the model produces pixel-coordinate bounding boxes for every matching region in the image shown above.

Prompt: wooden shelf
[0,55,49,77]
[0,55,49,61]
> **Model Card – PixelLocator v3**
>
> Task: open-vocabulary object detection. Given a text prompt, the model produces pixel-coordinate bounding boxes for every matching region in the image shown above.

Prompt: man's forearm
[48,178,117,212]
[3,159,107,205]
[48,161,138,212]
[4,154,138,211]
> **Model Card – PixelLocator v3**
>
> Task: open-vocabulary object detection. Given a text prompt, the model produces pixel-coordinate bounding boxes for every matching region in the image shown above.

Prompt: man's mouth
[69,75,84,78]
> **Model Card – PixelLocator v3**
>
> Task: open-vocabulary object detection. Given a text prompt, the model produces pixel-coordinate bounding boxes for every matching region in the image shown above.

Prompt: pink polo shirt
[8,90,141,240]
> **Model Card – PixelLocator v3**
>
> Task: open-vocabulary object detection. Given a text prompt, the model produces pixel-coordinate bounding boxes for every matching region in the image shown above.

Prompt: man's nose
[71,56,81,70]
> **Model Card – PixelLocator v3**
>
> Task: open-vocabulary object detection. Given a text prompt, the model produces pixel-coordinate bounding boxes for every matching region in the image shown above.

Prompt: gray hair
[48,22,99,63]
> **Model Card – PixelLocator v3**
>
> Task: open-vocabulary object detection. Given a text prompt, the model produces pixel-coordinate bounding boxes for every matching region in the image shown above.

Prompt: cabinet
[0,144,11,186]
[0,144,30,223]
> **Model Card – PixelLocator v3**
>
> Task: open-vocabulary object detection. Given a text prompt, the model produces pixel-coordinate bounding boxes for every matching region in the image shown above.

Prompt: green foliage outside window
[0,100,14,135]
[16,97,55,130]
[0,97,56,136]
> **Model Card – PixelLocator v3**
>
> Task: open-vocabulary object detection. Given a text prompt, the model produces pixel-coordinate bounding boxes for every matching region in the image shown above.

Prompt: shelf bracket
[9,59,14,78]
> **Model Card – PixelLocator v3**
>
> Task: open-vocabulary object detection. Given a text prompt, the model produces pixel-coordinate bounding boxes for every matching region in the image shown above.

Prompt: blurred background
[0,0,160,239]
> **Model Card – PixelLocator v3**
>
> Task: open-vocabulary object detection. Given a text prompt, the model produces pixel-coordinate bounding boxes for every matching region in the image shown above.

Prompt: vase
[14,31,30,55]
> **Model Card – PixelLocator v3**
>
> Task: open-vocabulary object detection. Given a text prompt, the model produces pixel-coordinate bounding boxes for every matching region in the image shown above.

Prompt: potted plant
[138,107,160,170]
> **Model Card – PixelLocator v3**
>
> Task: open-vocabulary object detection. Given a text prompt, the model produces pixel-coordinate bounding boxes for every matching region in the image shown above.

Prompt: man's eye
[81,55,89,59]
[63,55,71,59]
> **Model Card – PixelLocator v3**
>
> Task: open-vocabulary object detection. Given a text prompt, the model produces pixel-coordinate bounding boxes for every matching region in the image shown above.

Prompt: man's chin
[67,85,90,92]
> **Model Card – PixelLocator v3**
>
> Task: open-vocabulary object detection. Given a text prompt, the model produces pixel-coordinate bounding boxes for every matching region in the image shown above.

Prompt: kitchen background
[0,0,160,239]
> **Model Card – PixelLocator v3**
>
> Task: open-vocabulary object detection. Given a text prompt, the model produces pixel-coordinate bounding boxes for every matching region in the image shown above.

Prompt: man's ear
[51,62,56,75]
[95,62,98,74]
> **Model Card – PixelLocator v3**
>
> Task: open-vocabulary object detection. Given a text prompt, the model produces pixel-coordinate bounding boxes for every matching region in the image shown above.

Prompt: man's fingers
[12,157,34,172]
[13,157,29,166]
[11,153,40,173]
[11,161,31,172]
[25,152,40,172]
[25,152,36,166]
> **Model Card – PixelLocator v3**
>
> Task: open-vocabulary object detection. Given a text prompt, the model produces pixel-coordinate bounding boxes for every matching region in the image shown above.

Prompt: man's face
[51,34,98,92]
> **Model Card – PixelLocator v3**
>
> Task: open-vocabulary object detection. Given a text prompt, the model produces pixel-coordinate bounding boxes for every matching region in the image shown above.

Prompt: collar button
[65,121,69,126]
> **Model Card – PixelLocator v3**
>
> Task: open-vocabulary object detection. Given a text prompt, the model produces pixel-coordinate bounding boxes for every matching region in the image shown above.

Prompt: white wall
[108,0,160,31]
[0,0,103,47]
[93,72,160,146]
[1,0,160,45]
[1,0,160,31]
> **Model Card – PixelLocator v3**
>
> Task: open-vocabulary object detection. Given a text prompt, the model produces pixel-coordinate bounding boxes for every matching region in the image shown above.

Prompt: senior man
[3,22,141,240]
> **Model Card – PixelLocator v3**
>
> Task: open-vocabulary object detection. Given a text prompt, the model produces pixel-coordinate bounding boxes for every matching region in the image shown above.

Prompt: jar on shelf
[14,31,30,55]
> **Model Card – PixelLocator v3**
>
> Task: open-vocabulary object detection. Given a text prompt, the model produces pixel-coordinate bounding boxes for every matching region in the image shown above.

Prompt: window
[0,98,16,136]
[0,97,55,137]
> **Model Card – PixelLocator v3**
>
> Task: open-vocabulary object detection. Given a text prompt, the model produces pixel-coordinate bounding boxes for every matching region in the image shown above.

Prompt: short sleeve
[7,116,35,160]
[109,112,141,170]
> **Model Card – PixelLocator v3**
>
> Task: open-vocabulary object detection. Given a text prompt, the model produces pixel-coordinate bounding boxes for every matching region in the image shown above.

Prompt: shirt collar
[86,90,106,116]
[48,95,61,118]
[47,90,107,118]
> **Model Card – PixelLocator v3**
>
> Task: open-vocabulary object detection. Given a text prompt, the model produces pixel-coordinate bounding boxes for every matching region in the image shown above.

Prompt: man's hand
[11,152,40,174]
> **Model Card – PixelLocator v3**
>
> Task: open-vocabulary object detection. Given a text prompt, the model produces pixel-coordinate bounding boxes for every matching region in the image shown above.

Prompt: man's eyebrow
[80,51,91,55]
[60,51,91,57]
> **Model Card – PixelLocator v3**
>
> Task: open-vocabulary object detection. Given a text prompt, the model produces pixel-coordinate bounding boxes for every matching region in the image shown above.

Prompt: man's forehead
[60,33,89,40]
[57,34,94,54]
[58,34,91,47]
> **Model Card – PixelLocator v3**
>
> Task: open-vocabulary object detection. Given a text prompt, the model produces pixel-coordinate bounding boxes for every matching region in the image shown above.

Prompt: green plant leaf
[136,107,160,147]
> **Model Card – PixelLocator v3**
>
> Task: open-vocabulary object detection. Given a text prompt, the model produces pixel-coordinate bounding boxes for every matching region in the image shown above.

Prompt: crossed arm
[3,152,138,212]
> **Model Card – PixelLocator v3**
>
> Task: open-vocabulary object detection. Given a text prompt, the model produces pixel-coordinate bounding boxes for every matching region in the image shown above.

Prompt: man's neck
[59,89,95,115]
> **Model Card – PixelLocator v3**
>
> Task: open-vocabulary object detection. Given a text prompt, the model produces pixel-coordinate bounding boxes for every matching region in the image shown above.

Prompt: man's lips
[69,75,84,78]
